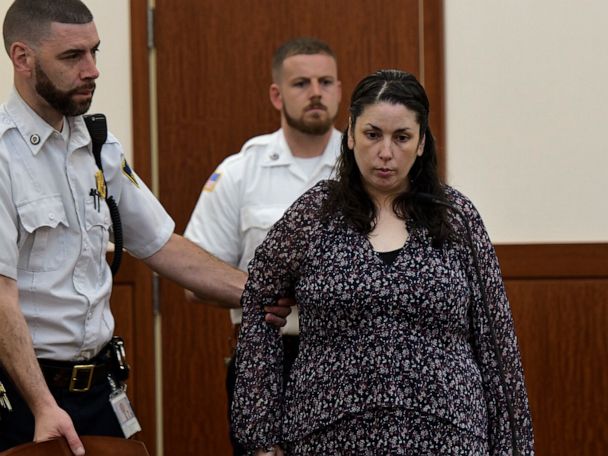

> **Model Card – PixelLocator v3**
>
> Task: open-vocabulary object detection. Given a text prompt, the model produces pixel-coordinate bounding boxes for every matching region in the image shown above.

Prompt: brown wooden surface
[496,244,608,455]
[153,0,444,453]
[81,436,150,456]
[422,0,445,178]
[129,0,152,182]
[496,243,608,279]
[0,436,150,456]
[0,439,71,456]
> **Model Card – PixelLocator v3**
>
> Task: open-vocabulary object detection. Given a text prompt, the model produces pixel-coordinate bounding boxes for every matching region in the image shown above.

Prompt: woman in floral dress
[232,69,534,455]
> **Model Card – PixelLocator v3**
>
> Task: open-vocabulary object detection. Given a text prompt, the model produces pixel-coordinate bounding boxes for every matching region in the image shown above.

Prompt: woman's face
[348,102,424,203]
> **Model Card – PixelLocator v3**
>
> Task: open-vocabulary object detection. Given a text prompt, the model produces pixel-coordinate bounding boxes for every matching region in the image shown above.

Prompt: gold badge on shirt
[95,170,107,199]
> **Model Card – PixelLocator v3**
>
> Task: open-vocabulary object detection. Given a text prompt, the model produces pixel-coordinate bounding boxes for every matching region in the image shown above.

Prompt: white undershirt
[293,155,322,176]
[60,117,70,143]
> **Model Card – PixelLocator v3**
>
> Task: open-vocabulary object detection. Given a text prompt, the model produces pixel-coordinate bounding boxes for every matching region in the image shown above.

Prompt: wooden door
[153,1,444,453]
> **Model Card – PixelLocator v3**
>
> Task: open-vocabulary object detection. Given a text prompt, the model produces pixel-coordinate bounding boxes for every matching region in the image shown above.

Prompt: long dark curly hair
[321,69,452,247]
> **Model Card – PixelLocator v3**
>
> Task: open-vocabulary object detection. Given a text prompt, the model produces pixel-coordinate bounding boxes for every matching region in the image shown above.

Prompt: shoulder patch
[203,172,221,192]
[121,158,139,187]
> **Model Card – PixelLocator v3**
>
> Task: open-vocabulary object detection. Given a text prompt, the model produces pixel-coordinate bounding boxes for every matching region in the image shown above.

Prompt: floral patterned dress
[232,182,534,455]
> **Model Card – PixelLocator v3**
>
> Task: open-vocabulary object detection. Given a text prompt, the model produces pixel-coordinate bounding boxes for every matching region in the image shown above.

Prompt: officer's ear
[10,41,35,77]
[269,83,283,112]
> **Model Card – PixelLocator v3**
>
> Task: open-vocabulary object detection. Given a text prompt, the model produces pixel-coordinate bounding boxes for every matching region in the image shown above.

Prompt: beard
[283,102,335,136]
[35,62,95,117]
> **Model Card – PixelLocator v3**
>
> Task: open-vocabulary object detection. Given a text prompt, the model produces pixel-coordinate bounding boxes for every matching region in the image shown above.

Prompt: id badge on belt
[108,375,141,438]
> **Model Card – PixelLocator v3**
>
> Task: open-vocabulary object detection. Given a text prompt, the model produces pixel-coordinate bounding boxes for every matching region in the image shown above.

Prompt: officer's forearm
[145,233,246,308]
[184,286,241,309]
[0,275,58,415]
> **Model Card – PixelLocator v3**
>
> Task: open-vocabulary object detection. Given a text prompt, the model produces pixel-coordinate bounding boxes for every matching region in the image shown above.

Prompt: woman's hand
[255,446,284,456]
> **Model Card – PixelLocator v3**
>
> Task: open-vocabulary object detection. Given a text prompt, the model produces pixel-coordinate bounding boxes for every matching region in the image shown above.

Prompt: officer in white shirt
[184,37,342,456]
[0,1,288,454]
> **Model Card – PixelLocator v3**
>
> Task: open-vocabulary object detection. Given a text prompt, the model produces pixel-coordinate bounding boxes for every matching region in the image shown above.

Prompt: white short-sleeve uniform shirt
[0,89,175,360]
[184,128,341,332]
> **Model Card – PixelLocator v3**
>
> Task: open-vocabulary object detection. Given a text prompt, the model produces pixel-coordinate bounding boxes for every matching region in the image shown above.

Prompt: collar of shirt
[4,88,91,156]
[261,128,341,177]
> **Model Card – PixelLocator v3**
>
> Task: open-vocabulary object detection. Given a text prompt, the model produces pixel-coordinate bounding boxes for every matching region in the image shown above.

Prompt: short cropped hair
[271,37,336,82]
[3,0,93,54]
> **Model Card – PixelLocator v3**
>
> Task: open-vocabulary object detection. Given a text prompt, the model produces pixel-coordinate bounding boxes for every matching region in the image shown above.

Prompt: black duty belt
[39,359,110,393]
[38,345,114,393]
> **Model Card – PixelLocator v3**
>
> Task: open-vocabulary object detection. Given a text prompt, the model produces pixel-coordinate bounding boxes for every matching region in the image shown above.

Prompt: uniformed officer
[184,37,342,456]
[0,1,289,454]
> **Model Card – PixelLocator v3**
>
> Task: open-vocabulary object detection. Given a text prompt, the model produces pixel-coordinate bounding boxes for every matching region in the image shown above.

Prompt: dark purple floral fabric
[283,408,489,455]
[233,182,534,455]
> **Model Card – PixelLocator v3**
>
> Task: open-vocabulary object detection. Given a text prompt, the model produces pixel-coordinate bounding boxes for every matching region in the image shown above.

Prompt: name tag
[110,390,141,438]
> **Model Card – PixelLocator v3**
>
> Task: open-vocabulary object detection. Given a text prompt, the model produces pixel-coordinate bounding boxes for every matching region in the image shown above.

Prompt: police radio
[84,113,123,276]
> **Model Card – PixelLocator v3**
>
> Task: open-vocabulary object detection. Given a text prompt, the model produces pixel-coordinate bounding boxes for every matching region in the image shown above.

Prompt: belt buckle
[69,364,95,392]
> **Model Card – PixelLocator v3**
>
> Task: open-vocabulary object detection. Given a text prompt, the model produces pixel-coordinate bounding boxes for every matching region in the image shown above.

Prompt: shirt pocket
[84,197,112,272]
[240,205,288,232]
[240,205,288,261]
[17,196,69,272]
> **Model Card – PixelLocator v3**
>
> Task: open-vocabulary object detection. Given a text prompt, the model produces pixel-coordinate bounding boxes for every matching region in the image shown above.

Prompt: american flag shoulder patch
[203,172,221,192]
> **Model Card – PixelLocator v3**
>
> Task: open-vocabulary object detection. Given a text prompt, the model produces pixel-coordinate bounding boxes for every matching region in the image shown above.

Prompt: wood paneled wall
[496,244,608,455]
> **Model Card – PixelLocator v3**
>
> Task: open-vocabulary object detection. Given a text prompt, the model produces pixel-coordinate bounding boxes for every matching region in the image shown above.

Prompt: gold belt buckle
[69,364,95,392]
